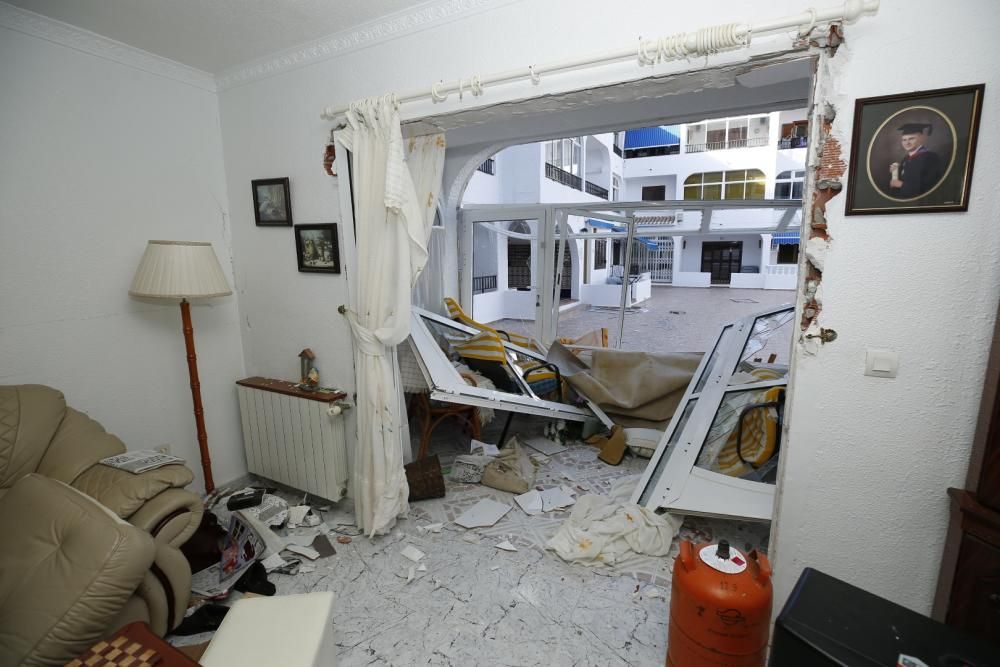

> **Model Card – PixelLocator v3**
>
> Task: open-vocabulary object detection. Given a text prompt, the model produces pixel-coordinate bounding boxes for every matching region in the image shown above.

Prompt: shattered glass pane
[733,309,794,380]
[696,388,782,479]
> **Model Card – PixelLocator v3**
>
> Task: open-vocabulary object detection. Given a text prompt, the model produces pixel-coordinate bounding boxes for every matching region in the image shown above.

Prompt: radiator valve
[327,402,353,417]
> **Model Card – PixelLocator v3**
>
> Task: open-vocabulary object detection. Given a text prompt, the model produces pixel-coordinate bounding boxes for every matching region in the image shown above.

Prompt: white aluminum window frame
[409,306,613,425]
[630,304,795,522]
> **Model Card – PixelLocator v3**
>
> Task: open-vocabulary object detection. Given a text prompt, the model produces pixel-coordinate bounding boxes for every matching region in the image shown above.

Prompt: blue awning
[585,219,656,249]
[624,126,681,149]
[772,231,801,245]
[586,218,623,231]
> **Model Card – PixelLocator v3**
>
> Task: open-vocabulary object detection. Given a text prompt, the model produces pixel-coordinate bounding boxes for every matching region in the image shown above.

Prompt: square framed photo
[252,177,292,226]
[846,84,984,215]
[294,224,340,274]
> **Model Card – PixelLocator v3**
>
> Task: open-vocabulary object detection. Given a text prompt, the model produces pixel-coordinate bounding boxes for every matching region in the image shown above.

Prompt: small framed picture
[294,224,340,274]
[252,177,292,226]
[846,84,984,215]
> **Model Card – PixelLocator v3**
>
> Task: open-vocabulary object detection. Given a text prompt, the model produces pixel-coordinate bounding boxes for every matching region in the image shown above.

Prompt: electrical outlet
[156,444,171,455]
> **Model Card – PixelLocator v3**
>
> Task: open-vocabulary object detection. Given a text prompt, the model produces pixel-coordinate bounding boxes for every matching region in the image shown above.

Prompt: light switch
[864,349,898,378]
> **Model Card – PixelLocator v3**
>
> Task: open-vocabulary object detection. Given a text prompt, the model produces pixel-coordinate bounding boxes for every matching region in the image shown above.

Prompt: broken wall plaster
[797,38,847,334]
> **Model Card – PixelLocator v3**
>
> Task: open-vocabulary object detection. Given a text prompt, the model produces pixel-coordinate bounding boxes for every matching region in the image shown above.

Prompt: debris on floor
[522,435,567,456]
[336,535,353,544]
[481,439,536,493]
[455,498,512,528]
[417,522,444,534]
[513,489,543,516]
[495,540,518,552]
[469,439,500,457]
[539,486,576,511]
[400,545,426,562]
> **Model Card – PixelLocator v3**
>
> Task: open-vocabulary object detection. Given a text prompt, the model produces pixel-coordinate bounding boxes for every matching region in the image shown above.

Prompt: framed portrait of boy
[845,84,984,215]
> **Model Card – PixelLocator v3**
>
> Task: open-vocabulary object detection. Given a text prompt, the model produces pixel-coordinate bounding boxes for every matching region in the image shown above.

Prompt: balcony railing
[585,181,609,199]
[477,157,496,175]
[685,136,769,153]
[778,137,809,150]
[472,275,498,294]
[545,163,582,190]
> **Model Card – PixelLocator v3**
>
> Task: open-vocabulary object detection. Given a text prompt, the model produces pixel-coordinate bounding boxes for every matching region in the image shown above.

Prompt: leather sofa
[0,384,204,660]
[0,474,159,666]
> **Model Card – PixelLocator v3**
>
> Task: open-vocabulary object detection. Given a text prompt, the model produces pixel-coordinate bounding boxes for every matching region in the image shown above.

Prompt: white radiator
[237,381,349,501]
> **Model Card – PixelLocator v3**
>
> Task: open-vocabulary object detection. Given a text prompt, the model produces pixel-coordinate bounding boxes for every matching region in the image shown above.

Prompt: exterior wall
[0,26,247,491]
[462,166,502,204]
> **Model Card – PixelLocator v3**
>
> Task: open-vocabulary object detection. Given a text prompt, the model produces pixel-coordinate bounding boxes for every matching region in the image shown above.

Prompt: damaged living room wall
[770,0,1000,615]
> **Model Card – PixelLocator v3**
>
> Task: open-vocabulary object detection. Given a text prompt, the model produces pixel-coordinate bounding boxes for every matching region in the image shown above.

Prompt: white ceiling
[6,0,432,73]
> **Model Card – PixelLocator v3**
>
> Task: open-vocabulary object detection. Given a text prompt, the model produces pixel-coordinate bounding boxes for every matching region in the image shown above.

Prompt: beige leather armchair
[0,474,158,666]
[0,384,204,640]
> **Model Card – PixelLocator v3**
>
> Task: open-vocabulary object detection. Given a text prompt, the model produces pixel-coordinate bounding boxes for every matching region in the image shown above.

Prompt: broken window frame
[630,304,795,522]
[408,306,610,424]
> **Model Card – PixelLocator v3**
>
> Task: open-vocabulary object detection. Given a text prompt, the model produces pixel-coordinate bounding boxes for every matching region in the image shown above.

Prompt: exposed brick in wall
[801,116,846,331]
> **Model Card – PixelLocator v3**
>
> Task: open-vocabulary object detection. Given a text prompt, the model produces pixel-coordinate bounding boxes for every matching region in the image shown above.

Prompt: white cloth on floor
[546,476,682,568]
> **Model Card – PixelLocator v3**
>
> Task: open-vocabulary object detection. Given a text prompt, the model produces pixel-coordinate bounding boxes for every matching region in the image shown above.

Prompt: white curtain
[412,226,447,313]
[335,96,446,536]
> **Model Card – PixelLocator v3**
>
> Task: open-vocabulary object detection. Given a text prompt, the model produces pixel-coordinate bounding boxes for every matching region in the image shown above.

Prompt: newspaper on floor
[99,450,185,474]
[192,512,266,597]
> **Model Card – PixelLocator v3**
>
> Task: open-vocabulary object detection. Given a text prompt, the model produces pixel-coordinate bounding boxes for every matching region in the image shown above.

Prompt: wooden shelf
[236,377,346,403]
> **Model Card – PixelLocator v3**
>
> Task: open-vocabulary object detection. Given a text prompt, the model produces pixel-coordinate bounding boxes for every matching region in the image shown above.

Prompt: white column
[672,235,684,281]
[760,233,772,272]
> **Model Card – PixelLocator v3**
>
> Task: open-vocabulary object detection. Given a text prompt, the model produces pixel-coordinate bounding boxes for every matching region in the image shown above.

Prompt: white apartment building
[461,109,808,324]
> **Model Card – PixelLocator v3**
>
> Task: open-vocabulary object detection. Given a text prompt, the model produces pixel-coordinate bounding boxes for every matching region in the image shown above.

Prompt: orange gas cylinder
[666,539,772,667]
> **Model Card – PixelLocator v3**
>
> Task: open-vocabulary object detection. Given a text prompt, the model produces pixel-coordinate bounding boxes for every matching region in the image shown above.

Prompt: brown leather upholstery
[0,474,156,666]
[0,385,204,644]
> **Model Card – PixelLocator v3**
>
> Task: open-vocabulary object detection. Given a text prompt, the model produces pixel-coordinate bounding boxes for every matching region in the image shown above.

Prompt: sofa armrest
[127,488,204,548]
[71,463,194,520]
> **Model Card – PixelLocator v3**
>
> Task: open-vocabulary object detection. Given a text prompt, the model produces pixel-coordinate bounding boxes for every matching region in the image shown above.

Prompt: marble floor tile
[172,422,770,666]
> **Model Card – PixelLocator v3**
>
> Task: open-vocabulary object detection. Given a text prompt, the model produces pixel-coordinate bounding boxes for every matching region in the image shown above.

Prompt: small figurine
[306,367,320,388]
[299,348,316,384]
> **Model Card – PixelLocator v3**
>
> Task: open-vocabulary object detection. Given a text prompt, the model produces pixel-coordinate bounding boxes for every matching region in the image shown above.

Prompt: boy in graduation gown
[888,122,943,198]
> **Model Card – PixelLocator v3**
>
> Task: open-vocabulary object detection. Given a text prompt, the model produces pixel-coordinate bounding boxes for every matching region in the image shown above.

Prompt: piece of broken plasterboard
[522,435,566,456]
[400,545,425,563]
[514,490,543,516]
[455,498,512,528]
[495,540,517,552]
[539,486,576,512]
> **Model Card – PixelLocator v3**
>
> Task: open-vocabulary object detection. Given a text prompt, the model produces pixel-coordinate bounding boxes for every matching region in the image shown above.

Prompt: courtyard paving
[492,286,795,354]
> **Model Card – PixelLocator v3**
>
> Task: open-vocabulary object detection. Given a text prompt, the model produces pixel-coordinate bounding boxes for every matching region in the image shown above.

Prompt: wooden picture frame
[252,177,293,226]
[294,224,340,274]
[845,84,984,215]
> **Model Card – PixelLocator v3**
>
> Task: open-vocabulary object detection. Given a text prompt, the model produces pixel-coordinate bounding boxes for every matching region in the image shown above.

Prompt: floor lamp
[129,240,232,492]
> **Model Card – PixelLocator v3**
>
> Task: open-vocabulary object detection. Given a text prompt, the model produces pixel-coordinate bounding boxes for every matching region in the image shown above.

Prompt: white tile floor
[172,422,770,666]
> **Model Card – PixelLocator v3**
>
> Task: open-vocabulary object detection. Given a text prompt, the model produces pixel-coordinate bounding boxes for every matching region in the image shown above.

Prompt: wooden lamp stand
[180,298,214,492]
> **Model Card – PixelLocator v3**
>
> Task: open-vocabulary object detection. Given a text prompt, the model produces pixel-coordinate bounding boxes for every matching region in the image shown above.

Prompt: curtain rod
[320,0,879,121]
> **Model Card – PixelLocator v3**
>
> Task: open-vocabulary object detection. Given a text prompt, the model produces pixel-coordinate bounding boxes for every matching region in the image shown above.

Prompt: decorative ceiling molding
[215,0,518,91]
[0,1,216,92]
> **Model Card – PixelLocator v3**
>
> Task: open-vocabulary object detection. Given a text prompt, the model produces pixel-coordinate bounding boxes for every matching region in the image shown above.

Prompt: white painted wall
[0,27,246,491]
[623,174,678,201]
[771,0,1000,615]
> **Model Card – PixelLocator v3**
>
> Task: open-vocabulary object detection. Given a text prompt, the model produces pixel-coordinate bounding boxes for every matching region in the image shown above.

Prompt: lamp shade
[129,240,233,299]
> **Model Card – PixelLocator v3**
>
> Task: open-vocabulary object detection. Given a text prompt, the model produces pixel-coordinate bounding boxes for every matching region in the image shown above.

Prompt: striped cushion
[444,297,535,348]
[453,330,507,364]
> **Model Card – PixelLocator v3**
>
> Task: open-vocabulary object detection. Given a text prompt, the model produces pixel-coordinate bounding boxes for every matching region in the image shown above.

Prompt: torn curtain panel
[335,95,445,536]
